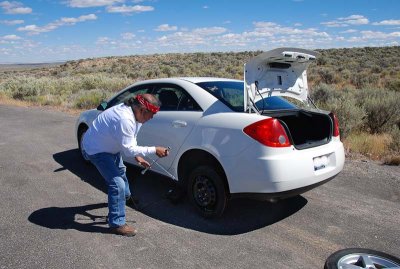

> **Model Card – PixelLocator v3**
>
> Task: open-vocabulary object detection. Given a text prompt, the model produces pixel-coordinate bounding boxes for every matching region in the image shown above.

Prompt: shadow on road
[51,149,308,235]
[28,203,112,234]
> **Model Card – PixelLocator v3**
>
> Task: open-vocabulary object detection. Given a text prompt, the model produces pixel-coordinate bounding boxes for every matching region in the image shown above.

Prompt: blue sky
[0,0,399,63]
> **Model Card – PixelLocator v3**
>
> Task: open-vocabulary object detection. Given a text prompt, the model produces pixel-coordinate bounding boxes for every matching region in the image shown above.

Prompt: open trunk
[263,109,333,150]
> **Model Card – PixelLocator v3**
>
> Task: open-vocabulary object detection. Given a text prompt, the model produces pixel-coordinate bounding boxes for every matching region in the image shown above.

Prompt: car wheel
[187,165,227,218]
[324,248,400,269]
[78,127,90,164]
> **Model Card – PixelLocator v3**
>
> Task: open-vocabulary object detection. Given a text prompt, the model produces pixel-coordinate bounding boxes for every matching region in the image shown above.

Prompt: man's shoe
[110,224,137,237]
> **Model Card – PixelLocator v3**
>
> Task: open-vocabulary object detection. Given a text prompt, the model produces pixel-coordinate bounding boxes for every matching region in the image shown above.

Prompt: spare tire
[324,248,400,269]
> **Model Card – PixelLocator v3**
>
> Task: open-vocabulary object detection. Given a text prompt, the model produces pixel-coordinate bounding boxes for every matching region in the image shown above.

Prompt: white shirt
[82,103,156,157]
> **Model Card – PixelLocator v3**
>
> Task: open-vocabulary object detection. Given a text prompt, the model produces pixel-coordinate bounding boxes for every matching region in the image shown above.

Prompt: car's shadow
[49,149,307,235]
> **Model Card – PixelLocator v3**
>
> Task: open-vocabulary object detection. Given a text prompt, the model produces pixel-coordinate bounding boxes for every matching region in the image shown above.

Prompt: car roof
[177,77,242,83]
[131,77,242,86]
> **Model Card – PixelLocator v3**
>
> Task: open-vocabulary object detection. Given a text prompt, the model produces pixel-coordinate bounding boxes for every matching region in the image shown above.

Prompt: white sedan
[75,48,345,217]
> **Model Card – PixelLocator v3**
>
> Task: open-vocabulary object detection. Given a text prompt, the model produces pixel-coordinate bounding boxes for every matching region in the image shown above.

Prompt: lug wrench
[141,146,171,175]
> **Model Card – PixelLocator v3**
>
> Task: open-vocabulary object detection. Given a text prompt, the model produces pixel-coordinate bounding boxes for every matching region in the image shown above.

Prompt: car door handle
[172,120,187,127]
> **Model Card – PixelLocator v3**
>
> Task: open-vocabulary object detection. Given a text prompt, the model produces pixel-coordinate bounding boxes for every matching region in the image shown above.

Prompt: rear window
[196,81,244,112]
[196,81,300,112]
[255,96,298,111]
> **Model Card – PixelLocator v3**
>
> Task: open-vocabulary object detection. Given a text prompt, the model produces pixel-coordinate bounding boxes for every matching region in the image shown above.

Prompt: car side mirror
[97,101,108,111]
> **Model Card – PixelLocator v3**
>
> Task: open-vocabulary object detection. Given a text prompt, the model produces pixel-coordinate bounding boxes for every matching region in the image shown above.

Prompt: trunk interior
[264,109,333,149]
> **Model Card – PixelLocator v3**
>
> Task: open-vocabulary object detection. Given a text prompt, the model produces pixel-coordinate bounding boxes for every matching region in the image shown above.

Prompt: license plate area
[313,153,331,171]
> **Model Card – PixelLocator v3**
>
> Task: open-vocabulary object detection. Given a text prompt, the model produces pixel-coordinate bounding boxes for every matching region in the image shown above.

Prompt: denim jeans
[86,152,131,228]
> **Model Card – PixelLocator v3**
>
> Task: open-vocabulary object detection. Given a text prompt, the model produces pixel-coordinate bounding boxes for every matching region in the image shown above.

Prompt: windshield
[196,81,304,112]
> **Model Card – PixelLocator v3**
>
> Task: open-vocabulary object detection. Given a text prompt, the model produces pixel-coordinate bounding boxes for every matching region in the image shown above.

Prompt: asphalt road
[0,104,399,269]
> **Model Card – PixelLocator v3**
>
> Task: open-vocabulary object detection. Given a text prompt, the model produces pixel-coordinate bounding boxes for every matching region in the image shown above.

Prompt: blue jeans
[86,152,131,228]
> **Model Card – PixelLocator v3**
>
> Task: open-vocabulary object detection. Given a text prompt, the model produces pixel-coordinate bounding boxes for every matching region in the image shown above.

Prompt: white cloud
[360,30,400,39]
[68,0,124,8]
[253,21,329,37]
[155,24,178,32]
[121,32,135,40]
[106,4,154,13]
[321,14,369,27]
[0,1,32,14]
[96,36,110,45]
[193,27,227,35]
[340,29,358,33]
[339,15,369,25]
[372,20,400,26]
[2,34,21,40]
[153,22,333,52]
[17,14,97,35]
[0,19,24,25]
[203,5,209,9]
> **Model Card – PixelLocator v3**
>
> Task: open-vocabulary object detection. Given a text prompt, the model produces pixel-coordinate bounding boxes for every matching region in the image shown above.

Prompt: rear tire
[324,248,400,269]
[187,165,227,218]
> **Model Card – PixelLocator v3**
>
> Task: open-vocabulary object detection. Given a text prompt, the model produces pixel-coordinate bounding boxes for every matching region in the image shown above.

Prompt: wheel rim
[337,253,400,269]
[192,175,217,210]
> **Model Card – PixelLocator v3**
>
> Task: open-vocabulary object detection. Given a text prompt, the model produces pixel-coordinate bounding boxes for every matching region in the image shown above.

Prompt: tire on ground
[187,165,227,218]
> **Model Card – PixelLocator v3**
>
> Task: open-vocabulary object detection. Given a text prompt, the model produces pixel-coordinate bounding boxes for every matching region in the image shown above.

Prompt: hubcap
[338,253,400,269]
[192,175,216,208]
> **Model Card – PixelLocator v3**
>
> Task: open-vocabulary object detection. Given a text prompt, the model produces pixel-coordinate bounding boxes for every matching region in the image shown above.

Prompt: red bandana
[136,94,160,114]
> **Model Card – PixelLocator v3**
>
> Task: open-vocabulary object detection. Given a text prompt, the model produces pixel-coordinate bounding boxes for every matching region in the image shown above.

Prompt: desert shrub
[317,68,339,84]
[387,125,400,153]
[0,77,55,100]
[324,97,365,139]
[355,88,400,133]
[311,84,365,138]
[385,79,400,92]
[310,83,337,104]
[71,89,112,109]
[351,71,371,88]
[78,74,131,92]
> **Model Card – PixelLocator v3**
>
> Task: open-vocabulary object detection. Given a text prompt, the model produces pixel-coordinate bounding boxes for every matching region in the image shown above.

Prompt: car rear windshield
[196,81,298,112]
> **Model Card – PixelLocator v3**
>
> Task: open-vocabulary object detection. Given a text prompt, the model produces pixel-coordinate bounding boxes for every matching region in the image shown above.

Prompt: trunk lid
[244,47,318,113]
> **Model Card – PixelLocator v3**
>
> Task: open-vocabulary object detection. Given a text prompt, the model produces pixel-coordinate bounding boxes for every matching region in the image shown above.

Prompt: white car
[75,48,345,217]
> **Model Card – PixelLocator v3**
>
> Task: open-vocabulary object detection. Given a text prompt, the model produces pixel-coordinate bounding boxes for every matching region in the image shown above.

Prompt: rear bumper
[222,139,345,194]
[230,172,339,200]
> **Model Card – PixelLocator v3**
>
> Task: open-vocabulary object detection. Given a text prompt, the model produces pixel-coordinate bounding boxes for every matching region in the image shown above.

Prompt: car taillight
[243,118,291,147]
[330,113,340,137]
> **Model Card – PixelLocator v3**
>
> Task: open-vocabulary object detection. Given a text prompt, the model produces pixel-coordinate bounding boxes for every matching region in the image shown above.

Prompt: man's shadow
[46,149,307,235]
[28,203,113,234]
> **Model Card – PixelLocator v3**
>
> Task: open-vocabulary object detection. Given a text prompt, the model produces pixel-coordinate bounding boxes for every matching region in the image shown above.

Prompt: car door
[138,83,203,174]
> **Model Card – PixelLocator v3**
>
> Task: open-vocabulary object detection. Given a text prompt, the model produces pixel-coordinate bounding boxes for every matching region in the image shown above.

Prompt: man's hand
[155,146,169,157]
[135,156,150,168]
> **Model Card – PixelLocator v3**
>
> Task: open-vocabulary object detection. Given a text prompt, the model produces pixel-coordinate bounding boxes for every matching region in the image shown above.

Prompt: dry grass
[344,132,393,160]
[0,94,83,116]
[383,155,400,165]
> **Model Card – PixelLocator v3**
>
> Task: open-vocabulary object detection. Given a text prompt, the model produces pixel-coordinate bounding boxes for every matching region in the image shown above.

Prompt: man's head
[125,94,161,123]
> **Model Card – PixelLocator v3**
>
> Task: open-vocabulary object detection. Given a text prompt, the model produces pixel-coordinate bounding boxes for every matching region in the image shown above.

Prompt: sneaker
[110,224,137,237]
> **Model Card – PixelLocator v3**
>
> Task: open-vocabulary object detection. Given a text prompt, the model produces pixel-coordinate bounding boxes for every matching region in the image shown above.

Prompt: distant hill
[1,46,399,91]
[0,62,64,71]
